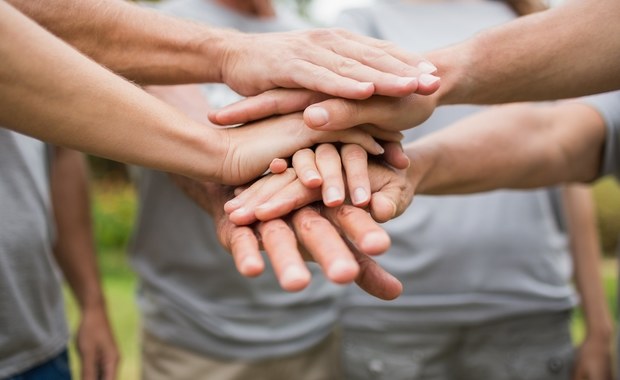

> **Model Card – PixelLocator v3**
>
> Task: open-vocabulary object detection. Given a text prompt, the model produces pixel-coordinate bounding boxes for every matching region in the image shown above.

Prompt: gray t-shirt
[339,1,577,330]
[0,129,67,377]
[129,0,343,360]
[580,91,620,180]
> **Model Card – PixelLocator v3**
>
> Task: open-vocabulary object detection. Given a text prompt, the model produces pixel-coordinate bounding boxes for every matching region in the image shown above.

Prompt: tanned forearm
[51,148,106,312]
[406,102,606,194]
[430,0,620,106]
[7,0,231,84]
[563,185,614,339]
[0,2,224,181]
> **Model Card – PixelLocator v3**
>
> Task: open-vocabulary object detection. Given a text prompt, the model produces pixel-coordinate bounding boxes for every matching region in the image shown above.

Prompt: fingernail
[230,207,249,220]
[325,187,343,205]
[419,73,440,87]
[353,187,368,205]
[327,259,358,282]
[417,61,438,74]
[305,107,329,127]
[240,257,262,276]
[396,77,417,87]
[305,170,321,183]
[224,198,241,211]
[360,231,391,255]
[358,82,374,92]
[374,142,385,155]
[281,266,310,290]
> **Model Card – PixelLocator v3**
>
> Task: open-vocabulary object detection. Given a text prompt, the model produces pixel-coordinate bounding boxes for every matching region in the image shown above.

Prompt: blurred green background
[63,165,620,380]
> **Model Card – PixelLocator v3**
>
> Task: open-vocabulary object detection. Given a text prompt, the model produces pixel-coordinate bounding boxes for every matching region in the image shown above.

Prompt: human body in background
[129,1,375,379]
[1,0,439,184]
[0,132,118,380]
[332,2,612,379]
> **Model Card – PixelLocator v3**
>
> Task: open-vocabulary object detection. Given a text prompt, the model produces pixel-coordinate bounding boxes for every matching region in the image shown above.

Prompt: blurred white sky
[307,0,375,25]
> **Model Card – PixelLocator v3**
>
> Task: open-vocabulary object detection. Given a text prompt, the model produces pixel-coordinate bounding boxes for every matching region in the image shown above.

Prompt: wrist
[405,140,437,194]
[427,37,477,107]
[196,26,243,84]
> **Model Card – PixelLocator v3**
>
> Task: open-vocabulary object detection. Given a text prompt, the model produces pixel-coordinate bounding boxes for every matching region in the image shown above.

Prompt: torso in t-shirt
[130,0,343,360]
[0,129,67,378]
[338,1,577,330]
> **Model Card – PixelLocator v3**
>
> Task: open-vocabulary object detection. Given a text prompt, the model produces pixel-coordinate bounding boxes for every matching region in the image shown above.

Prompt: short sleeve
[579,91,620,180]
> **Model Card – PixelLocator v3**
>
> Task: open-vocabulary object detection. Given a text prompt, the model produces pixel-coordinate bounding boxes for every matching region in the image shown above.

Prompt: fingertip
[229,207,256,225]
[239,256,265,277]
[302,170,323,188]
[323,186,344,207]
[280,266,311,292]
[224,198,242,213]
[327,259,359,284]
[417,74,441,95]
[304,106,330,129]
[359,231,391,256]
[370,193,397,223]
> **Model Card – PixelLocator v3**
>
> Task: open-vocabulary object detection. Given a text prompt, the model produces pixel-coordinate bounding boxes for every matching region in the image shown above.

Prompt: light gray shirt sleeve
[579,91,620,180]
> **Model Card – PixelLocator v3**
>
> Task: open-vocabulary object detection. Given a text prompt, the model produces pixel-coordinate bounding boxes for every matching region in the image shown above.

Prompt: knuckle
[336,205,357,220]
[337,58,361,74]
[342,144,367,162]
[260,222,291,240]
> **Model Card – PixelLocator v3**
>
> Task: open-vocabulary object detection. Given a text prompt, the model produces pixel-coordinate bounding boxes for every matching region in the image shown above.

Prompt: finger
[381,141,410,170]
[352,250,403,300]
[344,31,441,88]
[292,148,322,188]
[323,205,390,256]
[315,144,345,207]
[370,192,400,224]
[327,38,421,96]
[304,97,386,131]
[258,219,311,292]
[102,349,120,380]
[255,180,322,221]
[79,345,96,380]
[269,158,289,174]
[358,124,404,143]
[292,207,359,284]
[208,89,329,126]
[340,144,371,206]
[227,225,264,277]
[228,169,297,225]
[287,60,375,100]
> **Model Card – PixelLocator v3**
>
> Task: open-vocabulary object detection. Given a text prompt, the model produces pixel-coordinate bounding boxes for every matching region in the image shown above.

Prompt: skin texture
[0,4,391,186]
[51,148,119,380]
[210,0,620,133]
[563,185,614,380]
[8,0,436,98]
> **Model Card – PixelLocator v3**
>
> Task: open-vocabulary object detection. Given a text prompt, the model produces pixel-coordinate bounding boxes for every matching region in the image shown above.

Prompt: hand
[144,86,401,186]
[209,88,439,133]
[199,182,401,299]
[572,333,613,380]
[217,112,403,185]
[220,28,440,98]
[75,306,119,380]
[226,157,414,226]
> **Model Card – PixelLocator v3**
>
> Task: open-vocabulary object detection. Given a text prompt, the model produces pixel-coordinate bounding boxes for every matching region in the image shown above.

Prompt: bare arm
[51,147,119,380]
[562,185,613,380]
[410,102,607,194]
[430,0,620,106]
[8,0,434,98]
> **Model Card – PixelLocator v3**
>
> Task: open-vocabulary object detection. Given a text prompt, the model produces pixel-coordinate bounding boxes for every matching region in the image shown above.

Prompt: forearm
[563,185,614,337]
[407,103,605,194]
[8,0,230,84]
[0,2,224,181]
[51,148,106,312]
[430,0,620,106]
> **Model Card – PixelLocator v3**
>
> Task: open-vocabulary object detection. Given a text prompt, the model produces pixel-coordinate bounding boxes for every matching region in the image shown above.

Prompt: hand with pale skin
[144,85,402,186]
[172,177,403,300]
[9,0,441,98]
[226,148,415,226]
[208,82,440,132]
